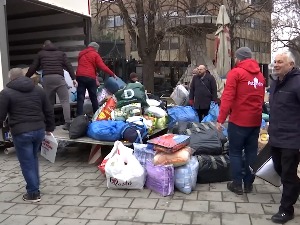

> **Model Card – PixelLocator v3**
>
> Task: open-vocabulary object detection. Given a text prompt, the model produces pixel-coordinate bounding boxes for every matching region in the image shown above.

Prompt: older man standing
[189,65,218,120]
[268,51,300,224]
[0,68,55,202]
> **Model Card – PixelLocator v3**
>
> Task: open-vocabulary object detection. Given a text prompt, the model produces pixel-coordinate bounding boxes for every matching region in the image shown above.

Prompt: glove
[189,99,194,106]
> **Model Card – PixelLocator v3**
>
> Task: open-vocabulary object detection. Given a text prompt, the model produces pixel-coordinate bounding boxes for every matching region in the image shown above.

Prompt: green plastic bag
[115,82,148,108]
[156,116,168,129]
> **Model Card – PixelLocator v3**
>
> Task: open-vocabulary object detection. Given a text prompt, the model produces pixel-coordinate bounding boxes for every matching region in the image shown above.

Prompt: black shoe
[227,182,243,195]
[62,122,70,131]
[244,184,253,193]
[22,193,41,203]
[271,211,294,224]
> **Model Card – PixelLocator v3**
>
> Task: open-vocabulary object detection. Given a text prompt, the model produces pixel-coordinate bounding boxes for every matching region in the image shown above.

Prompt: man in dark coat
[26,40,77,130]
[0,68,55,202]
[189,65,218,120]
[268,51,300,224]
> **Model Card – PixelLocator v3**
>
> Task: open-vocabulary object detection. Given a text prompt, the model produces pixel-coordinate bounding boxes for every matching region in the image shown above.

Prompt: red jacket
[217,59,265,127]
[76,47,114,79]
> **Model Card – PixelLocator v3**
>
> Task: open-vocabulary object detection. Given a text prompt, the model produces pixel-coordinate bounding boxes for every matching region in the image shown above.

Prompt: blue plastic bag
[104,76,126,94]
[167,106,199,128]
[202,102,219,122]
[87,120,126,142]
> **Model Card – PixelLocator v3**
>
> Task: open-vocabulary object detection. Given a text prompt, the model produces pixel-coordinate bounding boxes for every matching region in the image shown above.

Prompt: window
[160,39,169,50]
[250,18,255,28]
[254,41,260,52]
[114,16,123,27]
[107,16,115,28]
[240,38,245,47]
[254,18,260,29]
[261,20,267,31]
[170,37,180,49]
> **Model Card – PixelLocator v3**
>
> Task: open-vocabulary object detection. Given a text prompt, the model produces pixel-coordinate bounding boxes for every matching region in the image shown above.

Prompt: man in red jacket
[216,47,265,195]
[76,42,116,115]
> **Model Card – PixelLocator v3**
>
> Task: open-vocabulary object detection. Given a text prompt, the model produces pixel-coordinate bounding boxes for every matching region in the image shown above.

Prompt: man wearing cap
[216,47,265,195]
[76,42,116,116]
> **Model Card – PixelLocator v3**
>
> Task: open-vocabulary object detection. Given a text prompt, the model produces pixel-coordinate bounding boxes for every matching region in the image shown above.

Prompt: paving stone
[62,162,82,167]
[3,176,24,184]
[221,213,251,225]
[125,189,151,198]
[255,184,281,194]
[172,191,198,200]
[192,212,221,225]
[37,194,64,204]
[130,198,158,209]
[250,214,274,225]
[107,208,137,221]
[247,193,275,204]
[0,202,15,213]
[78,173,100,180]
[0,183,24,192]
[60,167,80,172]
[271,194,282,203]
[0,215,35,225]
[0,192,21,201]
[198,191,222,201]
[210,183,228,192]
[58,187,86,195]
[41,179,65,186]
[194,184,210,191]
[27,204,62,216]
[80,196,110,207]
[162,211,192,224]
[57,195,86,206]
[222,192,248,202]
[60,173,84,179]
[87,220,116,225]
[148,191,172,199]
[42,166,66,172]
[102,189,128,197]
[253,178,266,184]
[116,222,145,225]
[60,179,85,187]
[53,206,87,219]
[0,214,10,223]
[285,216,300,224]
[42,186,65,194]
[28,216,62,225]
[209,202,236,213]
[3,203,36,215]
[79,207,111,220]
[182,200,208,212]
[42,172,66,179]
[236,203,264,214]
[79,187,106,196]
[155,199,183,210]
[80,179,103,187]
[57,218,88,225]
[105,198,134,208]
[262,203,280,215]
[133,209,164,223]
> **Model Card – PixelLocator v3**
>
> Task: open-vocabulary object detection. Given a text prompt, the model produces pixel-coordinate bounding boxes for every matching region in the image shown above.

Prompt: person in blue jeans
[0,68,55,202]
[216,47,265,194]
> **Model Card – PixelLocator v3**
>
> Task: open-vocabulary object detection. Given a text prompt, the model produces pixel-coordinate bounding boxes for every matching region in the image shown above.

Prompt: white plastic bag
[105,142,145,189]
[170,85,189,106]
[41,133,58,163]
[145,106,167,118]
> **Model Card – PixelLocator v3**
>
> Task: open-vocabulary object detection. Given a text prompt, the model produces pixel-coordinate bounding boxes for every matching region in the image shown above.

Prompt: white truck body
[0,0,91,90]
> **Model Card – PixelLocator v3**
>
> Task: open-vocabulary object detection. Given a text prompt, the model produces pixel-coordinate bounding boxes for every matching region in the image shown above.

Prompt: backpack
[121,122,148,143]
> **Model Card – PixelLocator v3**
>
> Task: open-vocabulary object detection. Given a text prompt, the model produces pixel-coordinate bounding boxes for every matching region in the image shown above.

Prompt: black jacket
[26,43,76,79]
[0,76,55,136]
[268,67,300,149]
[189,72,218,109]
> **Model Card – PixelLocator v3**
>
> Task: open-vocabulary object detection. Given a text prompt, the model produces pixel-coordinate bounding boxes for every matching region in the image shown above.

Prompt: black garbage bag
[171,121,226,155]
[69,115,90,139]
[196,154,231,184]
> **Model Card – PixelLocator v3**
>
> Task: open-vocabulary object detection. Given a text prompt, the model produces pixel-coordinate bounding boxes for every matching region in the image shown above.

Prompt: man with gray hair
[268,51,300,224]
[76,42,116,115]
[0,68,55,203]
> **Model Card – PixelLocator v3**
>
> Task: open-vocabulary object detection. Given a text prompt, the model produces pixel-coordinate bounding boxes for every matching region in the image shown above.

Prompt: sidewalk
[0,148,298,225]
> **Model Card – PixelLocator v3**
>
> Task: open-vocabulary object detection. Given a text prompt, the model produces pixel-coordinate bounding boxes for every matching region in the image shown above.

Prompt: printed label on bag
[42,139,53,151]
[110,177,132,187]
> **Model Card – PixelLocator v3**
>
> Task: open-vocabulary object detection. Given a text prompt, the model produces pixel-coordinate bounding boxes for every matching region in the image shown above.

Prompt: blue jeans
[228,122,260,185]
[13,129,45,194]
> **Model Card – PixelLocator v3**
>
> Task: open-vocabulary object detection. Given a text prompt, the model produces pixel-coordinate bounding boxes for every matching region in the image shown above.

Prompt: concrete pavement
[0,148,298,225]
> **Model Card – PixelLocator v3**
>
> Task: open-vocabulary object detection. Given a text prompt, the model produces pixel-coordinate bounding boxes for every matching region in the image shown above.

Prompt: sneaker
[22,193,41,203]
[271,211,294,224]
[227,182,243,195]
[62,122,71,131]
[244,184,253,193]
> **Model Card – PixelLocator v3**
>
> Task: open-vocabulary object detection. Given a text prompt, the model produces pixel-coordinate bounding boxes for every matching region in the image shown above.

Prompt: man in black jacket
[268,51,300,224]
[189,65,218,120]
[26,40,77,130]
[0,68,55,203]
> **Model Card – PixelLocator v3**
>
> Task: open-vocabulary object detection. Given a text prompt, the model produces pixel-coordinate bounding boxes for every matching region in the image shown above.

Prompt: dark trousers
[197,108,209,121]
[228,122,260,185]
[76,76,98,116]
[271,146,300,215]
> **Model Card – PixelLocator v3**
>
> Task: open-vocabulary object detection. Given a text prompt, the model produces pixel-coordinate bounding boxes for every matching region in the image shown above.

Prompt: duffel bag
[122,122,148,143]
[196,154,231,184]
[69,115,90,139]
